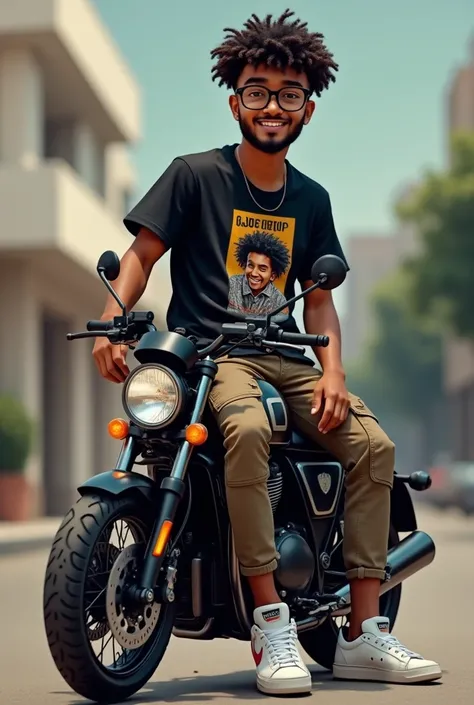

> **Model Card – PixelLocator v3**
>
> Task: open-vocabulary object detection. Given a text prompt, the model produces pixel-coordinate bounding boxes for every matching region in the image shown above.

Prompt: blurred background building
[0,0,167,516]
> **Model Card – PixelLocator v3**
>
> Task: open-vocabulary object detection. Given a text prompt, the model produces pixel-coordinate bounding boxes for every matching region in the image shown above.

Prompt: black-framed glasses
[235,85,310,112]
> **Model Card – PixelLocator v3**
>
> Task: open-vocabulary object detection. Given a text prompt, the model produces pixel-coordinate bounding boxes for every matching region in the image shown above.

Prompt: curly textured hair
[210,9,338,97]
[235,232,291,278]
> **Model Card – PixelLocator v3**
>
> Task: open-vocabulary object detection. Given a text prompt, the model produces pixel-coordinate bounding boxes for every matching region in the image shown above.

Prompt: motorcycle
[43,250,434,703]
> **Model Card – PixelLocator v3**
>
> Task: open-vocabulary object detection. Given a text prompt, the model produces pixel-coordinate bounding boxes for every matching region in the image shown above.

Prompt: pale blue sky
[93,0,471,245]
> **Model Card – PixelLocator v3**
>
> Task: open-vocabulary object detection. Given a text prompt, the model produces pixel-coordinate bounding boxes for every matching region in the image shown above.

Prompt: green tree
[347,266,444,420]
[396,131,474,338]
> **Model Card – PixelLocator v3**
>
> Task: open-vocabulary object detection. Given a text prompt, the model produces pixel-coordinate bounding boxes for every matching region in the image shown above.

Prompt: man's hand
[311,371,350,434]
[93,337,130,384]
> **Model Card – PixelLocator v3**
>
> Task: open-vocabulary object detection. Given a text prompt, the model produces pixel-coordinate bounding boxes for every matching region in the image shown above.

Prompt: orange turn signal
[185,423,208,446]
[112,471,127,479]
[152,520,173,557]
[108,418,129,440]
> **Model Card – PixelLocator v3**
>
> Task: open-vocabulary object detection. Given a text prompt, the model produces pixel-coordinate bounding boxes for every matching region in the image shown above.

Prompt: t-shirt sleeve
[123,157,197,249]
[298,189,350,285]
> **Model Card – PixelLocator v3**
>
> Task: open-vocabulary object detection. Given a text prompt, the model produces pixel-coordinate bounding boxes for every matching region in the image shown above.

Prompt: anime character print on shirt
[226,209,296,321]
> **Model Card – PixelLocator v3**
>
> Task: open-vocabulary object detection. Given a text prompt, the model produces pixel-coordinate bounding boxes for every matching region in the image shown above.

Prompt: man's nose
[265,96,282,115]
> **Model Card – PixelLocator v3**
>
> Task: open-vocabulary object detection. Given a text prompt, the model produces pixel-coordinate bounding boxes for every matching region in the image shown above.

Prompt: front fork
[117,358,218,603]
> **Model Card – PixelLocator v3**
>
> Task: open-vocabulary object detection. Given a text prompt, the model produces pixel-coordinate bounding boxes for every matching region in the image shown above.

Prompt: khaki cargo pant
[208,354,395,581]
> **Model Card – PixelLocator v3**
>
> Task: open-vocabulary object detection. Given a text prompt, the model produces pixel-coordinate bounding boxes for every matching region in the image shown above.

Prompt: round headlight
[122,364,183,429]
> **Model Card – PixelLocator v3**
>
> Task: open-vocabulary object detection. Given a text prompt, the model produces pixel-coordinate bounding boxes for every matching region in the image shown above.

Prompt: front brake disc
[106,544,161,650]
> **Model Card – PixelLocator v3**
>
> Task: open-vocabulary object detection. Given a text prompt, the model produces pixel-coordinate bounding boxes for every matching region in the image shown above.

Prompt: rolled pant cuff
[346,567,387,581]
[240,558,279,577]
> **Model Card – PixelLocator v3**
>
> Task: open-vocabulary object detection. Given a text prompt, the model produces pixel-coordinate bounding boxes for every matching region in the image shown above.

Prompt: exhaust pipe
[297,530,435,631]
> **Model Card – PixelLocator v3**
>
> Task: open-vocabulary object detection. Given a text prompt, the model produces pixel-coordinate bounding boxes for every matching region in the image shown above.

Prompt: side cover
[257,379,291,445]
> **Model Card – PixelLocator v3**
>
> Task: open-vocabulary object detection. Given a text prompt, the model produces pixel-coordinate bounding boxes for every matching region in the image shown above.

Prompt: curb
[0,535,57,556]
[0,521,60,557]
[0,534,56,556]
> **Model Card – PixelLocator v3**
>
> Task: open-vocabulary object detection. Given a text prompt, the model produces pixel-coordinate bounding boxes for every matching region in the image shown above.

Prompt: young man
[93,9,442,696]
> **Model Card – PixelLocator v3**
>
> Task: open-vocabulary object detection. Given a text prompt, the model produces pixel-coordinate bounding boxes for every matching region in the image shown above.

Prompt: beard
[238,112,305,154]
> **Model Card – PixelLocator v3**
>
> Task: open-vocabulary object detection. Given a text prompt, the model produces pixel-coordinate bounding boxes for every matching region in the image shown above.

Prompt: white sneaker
[333,616,442,684]
[251,602,312,695]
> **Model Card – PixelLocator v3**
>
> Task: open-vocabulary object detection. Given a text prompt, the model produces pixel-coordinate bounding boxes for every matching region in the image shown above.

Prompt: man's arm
[301,285,345,377]
[100,227,167,319]
[93,227,167,383]
[94,157,197,383]
[302,285,350,433]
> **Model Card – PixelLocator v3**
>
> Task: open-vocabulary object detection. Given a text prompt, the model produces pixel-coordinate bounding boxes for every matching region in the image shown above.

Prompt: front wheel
[299,522,401,671]
[43,494,176,704]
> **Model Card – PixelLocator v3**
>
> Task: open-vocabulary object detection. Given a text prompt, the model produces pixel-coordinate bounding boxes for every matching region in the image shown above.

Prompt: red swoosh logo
[252,637,263,666]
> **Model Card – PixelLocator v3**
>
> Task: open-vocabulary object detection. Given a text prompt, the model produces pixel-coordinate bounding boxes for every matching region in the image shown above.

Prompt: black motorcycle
[43,250,434,703]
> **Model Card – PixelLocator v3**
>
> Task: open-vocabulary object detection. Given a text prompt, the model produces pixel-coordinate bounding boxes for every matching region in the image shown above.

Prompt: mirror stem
[98,269,127,316]
[265,275,327,328]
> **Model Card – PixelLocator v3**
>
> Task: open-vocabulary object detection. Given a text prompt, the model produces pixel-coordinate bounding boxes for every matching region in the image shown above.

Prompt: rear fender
[391,475,417,532]
[78,470,157,503]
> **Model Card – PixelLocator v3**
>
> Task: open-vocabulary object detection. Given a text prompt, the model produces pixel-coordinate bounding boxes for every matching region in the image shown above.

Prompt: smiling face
[229,64,316,154]
[244,252,276,295]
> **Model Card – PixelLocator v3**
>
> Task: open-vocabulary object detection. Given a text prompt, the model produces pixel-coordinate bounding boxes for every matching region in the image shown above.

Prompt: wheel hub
[106,544,161,650]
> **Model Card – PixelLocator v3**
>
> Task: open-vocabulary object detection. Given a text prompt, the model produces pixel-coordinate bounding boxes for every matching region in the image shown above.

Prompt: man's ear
[229,94,240,121]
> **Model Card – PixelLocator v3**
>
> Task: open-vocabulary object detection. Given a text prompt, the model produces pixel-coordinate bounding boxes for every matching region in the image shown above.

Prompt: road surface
[1,503,472,704]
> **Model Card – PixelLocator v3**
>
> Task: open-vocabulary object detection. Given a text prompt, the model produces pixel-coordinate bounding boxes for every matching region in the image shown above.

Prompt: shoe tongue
[254,603,289,632]
[361,616,391,637]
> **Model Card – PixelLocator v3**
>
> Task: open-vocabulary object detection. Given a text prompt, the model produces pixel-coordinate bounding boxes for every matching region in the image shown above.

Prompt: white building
[0,0,168,516]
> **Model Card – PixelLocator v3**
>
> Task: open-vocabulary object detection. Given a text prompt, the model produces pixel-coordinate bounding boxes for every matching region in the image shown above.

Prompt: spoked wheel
[299,518,401,671]
[43,494,176,703]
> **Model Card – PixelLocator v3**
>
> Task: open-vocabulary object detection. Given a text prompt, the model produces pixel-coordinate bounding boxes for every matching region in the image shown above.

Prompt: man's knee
[218,403,272,487]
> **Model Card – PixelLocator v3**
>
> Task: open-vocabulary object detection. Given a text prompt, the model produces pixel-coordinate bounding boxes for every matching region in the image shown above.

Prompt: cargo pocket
[209,377,263,414]
[349,395,394,488]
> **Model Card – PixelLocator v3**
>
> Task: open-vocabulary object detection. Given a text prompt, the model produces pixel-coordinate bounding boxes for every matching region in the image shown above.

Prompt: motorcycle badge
[317,472,331,495]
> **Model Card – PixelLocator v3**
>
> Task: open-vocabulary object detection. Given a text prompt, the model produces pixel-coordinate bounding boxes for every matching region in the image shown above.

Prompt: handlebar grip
[86,319,111,332]
[279,332,330,347]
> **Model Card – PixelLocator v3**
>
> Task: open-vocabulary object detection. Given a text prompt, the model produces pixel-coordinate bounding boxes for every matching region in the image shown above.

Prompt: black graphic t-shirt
[123,144,349,364]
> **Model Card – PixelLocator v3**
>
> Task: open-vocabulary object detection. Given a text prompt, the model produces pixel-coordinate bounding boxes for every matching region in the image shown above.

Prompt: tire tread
[43,494,174,703]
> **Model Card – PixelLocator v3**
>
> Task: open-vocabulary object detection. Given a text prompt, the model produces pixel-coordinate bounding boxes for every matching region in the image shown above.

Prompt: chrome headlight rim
[121,363,185,430]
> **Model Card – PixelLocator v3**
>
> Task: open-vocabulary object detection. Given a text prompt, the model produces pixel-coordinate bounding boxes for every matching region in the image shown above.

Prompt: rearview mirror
[97,251,120,282]
[310,255,347,291]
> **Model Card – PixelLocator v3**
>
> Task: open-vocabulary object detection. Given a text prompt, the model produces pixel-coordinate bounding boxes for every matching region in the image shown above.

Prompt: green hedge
[0,394,35,473]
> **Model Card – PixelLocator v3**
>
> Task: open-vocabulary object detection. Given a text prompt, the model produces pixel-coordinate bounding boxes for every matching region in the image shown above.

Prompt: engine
[267,461,284,513]
[267,460,316,594]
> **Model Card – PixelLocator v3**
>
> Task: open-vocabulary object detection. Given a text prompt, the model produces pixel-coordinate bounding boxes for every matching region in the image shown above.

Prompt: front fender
[391,475,417,532]
[78,470,157,503]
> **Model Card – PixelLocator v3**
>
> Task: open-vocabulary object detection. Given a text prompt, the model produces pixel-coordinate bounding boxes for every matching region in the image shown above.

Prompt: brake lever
[67,331,101,340]
[260,339,305,353]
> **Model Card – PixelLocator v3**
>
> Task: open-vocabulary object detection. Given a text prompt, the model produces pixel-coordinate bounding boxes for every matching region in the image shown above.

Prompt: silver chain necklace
[236,146,287,213]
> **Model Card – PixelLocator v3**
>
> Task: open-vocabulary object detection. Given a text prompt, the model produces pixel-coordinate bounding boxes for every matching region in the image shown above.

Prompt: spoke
[86,586,107,611]
[98,632,114,663]
[123,525,132,546]
[83,515,151,673]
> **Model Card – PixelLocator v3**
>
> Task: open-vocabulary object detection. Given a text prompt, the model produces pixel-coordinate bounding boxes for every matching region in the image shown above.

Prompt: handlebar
[67,310,156,343]
[67,314,330,354]
[278,332,329,347]
[86,319,113,332]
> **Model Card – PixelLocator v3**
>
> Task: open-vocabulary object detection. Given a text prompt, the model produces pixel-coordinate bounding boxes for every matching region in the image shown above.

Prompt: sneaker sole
[333,663,442,684]
[257,674,312,695]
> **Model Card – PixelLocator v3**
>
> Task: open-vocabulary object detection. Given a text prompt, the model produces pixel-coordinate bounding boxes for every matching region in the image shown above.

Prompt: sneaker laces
[265,622,301,667]
[376,634,422,659]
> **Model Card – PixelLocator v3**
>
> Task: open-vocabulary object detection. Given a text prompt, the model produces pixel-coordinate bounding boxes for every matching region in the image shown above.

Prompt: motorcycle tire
[299,523,401,672]
[43,493,176,704]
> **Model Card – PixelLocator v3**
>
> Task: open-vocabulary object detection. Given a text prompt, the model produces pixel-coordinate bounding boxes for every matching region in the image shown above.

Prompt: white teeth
[259,122,285,127]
